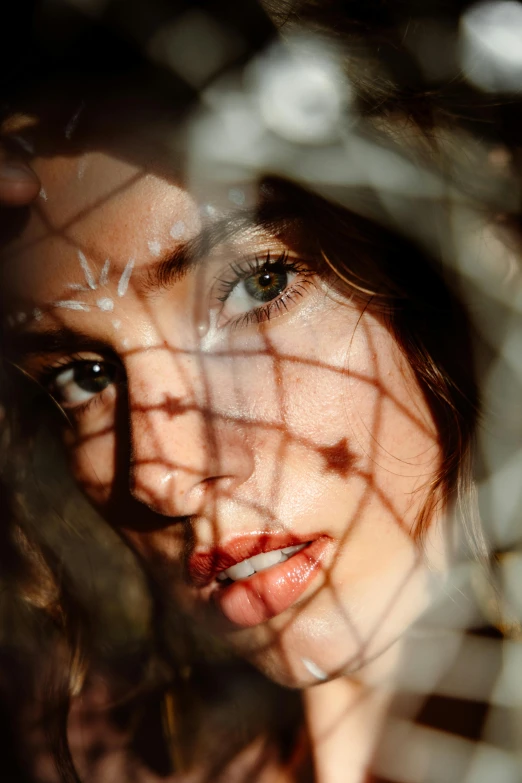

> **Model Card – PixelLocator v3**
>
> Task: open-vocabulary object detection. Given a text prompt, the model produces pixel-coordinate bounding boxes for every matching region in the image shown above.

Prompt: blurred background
[0,1,521,781]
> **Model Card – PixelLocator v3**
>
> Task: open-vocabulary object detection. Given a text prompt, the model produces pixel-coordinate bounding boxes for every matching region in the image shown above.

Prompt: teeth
[249,549,284,572]
[217,543,308,583]
[282,544,307,556]
[223,559,255,580]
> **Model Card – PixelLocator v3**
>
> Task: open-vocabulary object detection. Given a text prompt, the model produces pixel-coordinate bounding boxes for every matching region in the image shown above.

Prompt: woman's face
[1,145,447,687]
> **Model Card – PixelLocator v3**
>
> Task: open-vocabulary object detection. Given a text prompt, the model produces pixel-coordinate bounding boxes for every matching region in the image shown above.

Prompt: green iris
[244,266,288,302]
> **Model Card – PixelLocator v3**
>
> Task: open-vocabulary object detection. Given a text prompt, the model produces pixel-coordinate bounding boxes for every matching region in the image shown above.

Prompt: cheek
[64,424,117,504]
[219,304,437,473]
[347,326,439,474]
[215,304,353,437]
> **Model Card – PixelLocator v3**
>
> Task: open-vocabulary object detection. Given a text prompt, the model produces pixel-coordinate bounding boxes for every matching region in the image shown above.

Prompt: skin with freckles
[1,143,448,690]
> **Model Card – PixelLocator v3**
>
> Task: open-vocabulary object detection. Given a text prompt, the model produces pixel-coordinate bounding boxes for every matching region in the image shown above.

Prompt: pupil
[75,362,111,392]
[245,265,288,302]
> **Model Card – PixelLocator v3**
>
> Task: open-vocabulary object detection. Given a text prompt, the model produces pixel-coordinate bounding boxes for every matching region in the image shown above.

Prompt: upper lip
[187,532,314,587]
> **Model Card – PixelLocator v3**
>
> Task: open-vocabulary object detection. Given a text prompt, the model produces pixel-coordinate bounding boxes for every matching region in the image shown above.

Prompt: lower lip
[212,537,328,628]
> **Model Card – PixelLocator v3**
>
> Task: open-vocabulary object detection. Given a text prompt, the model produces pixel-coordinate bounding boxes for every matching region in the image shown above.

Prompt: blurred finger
[0,159,41,206]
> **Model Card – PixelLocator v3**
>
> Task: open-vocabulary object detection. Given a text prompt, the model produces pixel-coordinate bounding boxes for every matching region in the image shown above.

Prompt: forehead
[0,151,200,307]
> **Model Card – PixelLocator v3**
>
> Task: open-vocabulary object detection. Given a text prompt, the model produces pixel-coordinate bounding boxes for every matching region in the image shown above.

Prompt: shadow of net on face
[2,166,479,783]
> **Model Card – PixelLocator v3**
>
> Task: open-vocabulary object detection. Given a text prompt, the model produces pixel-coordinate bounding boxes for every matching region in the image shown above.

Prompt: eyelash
[63,390,105,418]
[215,250,315,328]
[39,352,81,384]
[39,354,118,418]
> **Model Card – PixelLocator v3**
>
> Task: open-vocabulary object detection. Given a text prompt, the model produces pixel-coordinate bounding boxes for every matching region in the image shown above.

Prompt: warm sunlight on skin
[1,148,447,690]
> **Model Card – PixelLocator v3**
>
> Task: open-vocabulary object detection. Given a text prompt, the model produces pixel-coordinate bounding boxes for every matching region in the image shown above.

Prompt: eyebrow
[5,326,115,359]
[138,223,236,296]
[140,240,199,295]
[139,209,293,296]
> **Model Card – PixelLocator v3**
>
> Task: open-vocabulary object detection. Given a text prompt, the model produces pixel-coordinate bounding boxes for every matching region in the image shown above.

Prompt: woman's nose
[126,351,254,518]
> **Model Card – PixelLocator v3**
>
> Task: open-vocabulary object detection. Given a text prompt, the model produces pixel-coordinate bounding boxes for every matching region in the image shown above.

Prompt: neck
[303,676,393,783]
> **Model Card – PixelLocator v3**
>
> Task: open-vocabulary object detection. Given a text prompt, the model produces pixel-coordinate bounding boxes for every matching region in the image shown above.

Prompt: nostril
[129,463,229,517]
[185,473,235,504]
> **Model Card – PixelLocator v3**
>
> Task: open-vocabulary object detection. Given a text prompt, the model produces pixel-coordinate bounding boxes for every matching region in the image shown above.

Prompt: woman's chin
[246,645,370,689]
[227,593,434,690]
[229,624,376,689]
[246,630,412,691]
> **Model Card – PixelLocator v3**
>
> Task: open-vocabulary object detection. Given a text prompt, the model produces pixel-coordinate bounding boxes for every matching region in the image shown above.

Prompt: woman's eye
[51,361,119,408]
[226,264,295,315]
[216,252,314,327]
[242,265,290,302]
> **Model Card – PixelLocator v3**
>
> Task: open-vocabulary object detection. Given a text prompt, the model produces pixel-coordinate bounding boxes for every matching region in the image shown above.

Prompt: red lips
[187,532,314,587]
[188,533,330,628]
